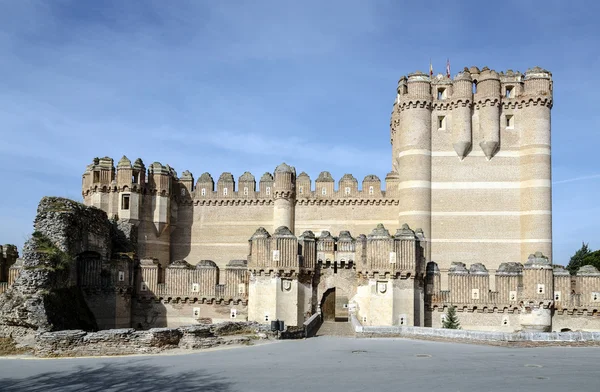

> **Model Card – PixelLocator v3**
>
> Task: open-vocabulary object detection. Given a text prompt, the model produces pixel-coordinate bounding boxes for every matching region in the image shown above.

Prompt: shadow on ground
[0,361,234,392]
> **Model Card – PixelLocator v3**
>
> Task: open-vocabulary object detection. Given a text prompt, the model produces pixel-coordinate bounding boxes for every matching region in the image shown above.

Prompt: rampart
[426,253,600,332]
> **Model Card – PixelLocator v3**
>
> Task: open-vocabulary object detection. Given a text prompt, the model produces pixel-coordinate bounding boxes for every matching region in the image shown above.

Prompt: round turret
[272,164,296,234]
[406,71,432,99]
[524,66,552,96]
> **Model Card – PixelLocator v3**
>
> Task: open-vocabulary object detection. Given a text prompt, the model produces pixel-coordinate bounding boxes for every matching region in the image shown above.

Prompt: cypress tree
[442,306,461,329]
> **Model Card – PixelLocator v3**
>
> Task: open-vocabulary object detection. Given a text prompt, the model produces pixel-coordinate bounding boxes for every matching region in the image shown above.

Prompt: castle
[3,65,592,333]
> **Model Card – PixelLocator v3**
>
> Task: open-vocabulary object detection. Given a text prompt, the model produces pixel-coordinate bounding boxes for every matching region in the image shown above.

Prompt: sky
[0,0,598,266]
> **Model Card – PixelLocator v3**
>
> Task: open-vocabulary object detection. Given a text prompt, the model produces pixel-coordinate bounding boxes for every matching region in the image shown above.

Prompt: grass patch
[25,231,71,272]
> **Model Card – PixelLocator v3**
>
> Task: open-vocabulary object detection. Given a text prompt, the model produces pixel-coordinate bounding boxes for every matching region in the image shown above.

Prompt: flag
[429,59,433,77]
[446,58,451,78]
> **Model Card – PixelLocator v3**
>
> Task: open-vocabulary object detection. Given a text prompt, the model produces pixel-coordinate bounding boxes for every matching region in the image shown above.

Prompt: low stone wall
[351,315,600,345]
[34,322,272,357]
[303,313,322,338]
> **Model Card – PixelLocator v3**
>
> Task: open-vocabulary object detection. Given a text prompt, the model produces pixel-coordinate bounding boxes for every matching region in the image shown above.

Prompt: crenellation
[238,172,256,197]
[216,172,235,198]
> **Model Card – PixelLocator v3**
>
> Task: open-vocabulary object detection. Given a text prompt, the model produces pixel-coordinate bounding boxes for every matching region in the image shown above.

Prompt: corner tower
[392,71,432,258]
[391,65,553,282]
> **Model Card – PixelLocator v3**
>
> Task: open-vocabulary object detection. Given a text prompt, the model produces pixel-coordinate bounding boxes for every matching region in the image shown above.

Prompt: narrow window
[266,187,271,196]
[121,194,130,210]
[181,188,186,196]
[437,88,446,100]
[93,171,100,183]
[230,309,237,319]
[438,116,446,130]
[537,284,545,294]
[505,86,514,98]
[321,187,326,195]
[344,187,350,195]
[243,187,248,195]
[369,186,374,195]
[223,187,228,196]
[299,186,303,194]
[472,81,477,94]
[506,115,514,129]
[201,188,206,196]
[133,173,139,184]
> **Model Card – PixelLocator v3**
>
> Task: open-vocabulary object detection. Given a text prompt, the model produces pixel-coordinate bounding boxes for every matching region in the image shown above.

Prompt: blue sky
[0,0,598,265]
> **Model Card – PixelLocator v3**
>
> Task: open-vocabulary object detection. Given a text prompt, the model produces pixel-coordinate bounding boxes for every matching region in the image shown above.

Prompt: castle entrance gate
[320,288,336,321]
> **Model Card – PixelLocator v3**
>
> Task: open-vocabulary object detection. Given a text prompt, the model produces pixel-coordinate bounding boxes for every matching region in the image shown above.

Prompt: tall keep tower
[390,66,553,283]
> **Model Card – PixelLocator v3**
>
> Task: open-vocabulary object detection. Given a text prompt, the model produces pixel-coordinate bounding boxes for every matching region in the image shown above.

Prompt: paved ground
[1,336,599,392]
[315,321,354,336]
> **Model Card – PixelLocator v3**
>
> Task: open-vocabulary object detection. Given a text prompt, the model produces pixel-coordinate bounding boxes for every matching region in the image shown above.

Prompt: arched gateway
[247,224,426,331]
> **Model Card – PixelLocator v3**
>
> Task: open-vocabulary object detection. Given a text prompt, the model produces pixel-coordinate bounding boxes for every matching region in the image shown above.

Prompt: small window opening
[121,194,130,210]
[93,171,100,183]
[505,86,514,98]
[193,308,200,317]
[537,284,545,294]
[437,88,446,100]
[321,187,326,195]
[201,188,206,196]
[223,187,228,196]
[333,261,338,274]
[369,186,374,195]
[472,81,477,94]
[266,187,271,196]
[502,318,508,325]
[181,188,186,196]
[299,186,303,194]
[264,314,270,322]
[506,115,514,129]
[230,309,237,319]
[243,187,248,195]
[438,116,446,130]
[344,187,350,195]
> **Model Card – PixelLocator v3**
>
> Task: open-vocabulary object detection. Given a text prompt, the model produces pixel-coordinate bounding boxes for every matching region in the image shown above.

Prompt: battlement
[248,223,425,279]
[82,157,402,203]
[136,258,249,304]
[426,256,600,314]
[395,65,553,108]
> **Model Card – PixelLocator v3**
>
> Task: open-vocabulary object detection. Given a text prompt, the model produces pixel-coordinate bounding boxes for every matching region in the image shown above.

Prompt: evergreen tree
[442,306,461,329]
[567,242,591,275]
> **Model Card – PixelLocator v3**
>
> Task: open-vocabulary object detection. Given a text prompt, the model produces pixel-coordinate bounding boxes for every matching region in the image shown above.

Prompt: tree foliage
[442,306,461,329]
[566,242,600,274]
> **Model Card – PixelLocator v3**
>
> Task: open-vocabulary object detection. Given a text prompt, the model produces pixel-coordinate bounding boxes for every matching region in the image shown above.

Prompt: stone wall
[34,321,271,357]
[0,197,137,340]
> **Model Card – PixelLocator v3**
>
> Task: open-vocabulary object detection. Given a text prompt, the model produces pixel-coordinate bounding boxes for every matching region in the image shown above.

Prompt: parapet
[524,251,551,269]
[576,265,600,276]
[84,157,404,203]
[496,262,524,276]
[393,65,552,107]
[367,223,391,240]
